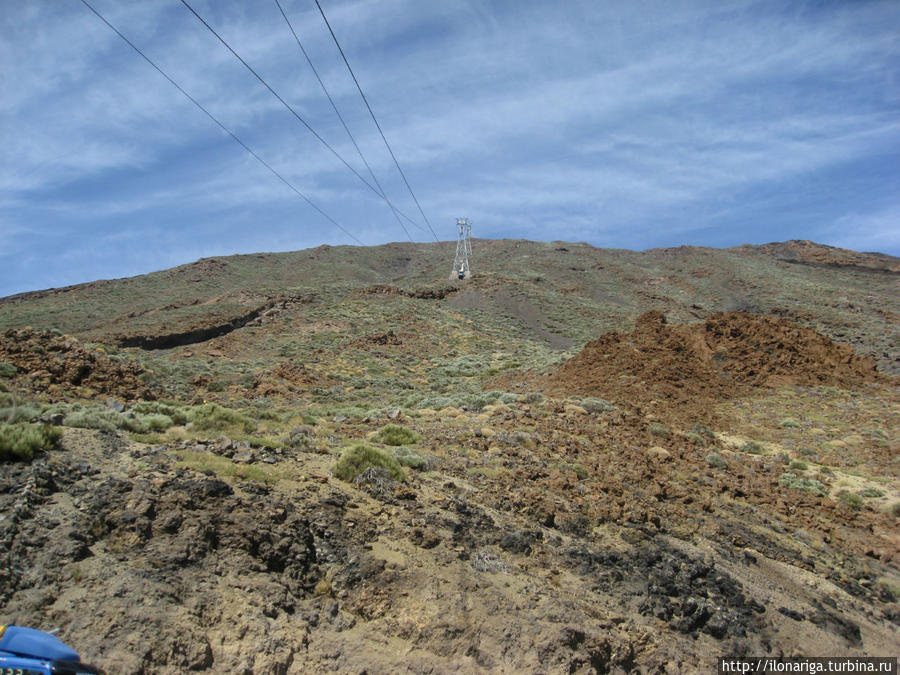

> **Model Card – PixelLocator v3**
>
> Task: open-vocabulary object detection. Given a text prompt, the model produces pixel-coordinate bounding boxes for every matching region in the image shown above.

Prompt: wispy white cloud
[1,0,898,296]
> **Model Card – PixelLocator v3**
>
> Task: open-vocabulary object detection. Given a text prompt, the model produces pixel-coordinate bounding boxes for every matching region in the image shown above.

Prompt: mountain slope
[0,239,898,673]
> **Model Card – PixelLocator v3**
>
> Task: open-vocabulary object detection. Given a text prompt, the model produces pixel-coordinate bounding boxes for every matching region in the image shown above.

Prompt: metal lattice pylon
[450,218,472,280]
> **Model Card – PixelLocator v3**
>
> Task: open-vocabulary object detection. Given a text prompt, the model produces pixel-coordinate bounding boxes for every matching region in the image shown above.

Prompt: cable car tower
[450,218,472,280]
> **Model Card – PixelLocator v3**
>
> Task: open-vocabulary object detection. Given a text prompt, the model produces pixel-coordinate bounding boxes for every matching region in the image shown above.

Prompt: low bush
[740,441,766,455]
[686,432,707,447]
[838,492,863,511]
[706,453,728,469]
[648,422,669,439]
[393,446,430,470]
[860,487,884,499]
[62,404,177,434]
[789,460,808,471]
[549,461,589,479]
[372,424,422,446]
[188,403,256,434]
[778,472,826,496]
[333,444,404,482]
[131,401,189,425]
[580,398,617,414]
[780,418,801,428]
[64,407,127,432]
[0,423,61,461]
[1,404,40,424]
[0,362,17,378]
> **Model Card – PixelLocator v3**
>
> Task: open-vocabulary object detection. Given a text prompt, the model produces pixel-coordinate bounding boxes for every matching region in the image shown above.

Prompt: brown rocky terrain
[0,328,156,402]
[0,239,897,673]
[533,311,880,421]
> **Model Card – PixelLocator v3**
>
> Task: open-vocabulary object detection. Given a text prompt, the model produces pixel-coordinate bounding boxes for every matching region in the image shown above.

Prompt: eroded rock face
[0,446,342,673]
[0,328,156,401]
[543,311,879,418]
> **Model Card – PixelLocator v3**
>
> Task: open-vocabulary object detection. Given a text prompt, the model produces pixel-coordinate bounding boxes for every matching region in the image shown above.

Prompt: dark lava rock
[499,529,542,555]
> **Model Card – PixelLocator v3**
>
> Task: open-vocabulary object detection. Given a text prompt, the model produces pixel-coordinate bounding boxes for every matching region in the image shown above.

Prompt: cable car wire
[78,0,363,246]
[180,0,422,243]
[273,0,424,239]
[314,0,439,243]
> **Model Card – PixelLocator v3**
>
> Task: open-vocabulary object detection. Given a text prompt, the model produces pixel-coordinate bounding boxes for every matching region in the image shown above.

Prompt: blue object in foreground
[0,625,101,675]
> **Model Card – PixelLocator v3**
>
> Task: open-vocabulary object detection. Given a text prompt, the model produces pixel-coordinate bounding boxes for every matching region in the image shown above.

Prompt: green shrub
[141,414,174,432]
[61,403,177,435]
[740,441,766,455]
[581,398,617,414]
[692,423,716,440]
[132,401,189,425]
[64,408,124,432]
[1,405,40,424]
[0,423,62,461]
[686,432,707,447]
[778,472,826,496]
[789,460,808,471]
[780,418,801,428]
[0,362,17,378]
[648,423,669,439]
[521,392,543,404]
[860,487,884,499]
[333,444,405,482]
[838,492,864,510]
[549,461,589,479]
[188,403,256,433]
[706,453,728,469]
[372,424,422,446]
[393,446,430,470]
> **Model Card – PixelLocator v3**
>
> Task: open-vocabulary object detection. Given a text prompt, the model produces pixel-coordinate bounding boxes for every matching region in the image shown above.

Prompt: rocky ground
[1,240,898,673]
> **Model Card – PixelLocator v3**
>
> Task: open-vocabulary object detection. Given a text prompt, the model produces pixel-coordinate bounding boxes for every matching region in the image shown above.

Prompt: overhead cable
[314,0,439,243]
[180,0,418,243]
[273,0,423,239]
[78,0,363,245]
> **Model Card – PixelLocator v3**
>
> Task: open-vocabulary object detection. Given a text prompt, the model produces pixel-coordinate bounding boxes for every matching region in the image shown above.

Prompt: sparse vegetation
[706,452,728,469]
[685,432,707,446]
[333,443,405,482]
[648,422,669,439]
[0,422,61,461]
[393,446,430,470]
[175,450,285,484]
[371,424,422,446]
[580,397,617,414]
[1,403,40,424]
[131,400,189,425]
[740,441,766,455]
[691,423,715,440]
[0,239,897,670]
[188,403,256,434]
[778,472,826,496]
[549,461,589,479]
[838,492,864,511]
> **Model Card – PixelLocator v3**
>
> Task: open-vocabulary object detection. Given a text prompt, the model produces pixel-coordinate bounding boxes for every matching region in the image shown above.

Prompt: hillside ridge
[1,238,898,673]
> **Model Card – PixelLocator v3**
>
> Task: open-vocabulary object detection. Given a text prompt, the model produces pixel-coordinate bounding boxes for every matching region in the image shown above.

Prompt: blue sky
[2,0,898,296]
